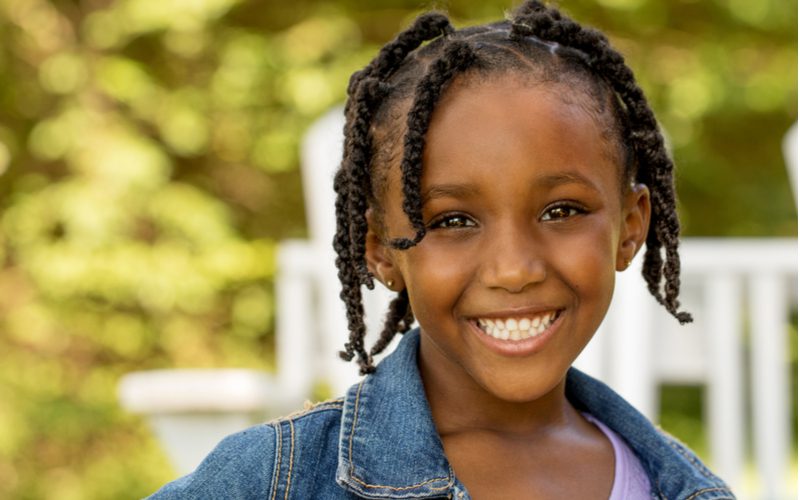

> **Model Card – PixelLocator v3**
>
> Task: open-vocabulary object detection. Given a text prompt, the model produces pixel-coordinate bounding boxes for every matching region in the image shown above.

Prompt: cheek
[550,222,618,296]
[396,242,473,315]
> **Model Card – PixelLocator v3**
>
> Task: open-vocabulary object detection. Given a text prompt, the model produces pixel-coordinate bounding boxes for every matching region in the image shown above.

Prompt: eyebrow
[536,171,602,192]
[420,171,602,205]
[421,184,481,204]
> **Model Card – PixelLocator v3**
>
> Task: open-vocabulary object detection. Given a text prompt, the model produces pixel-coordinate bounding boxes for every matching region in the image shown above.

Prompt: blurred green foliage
[0,0,795,498]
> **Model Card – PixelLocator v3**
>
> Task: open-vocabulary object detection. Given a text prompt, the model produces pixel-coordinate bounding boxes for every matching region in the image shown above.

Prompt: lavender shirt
[584,413,652,499]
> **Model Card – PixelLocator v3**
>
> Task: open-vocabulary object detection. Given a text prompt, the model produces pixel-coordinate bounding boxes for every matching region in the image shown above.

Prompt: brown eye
[429,214,477,229]
[541,204,584,221]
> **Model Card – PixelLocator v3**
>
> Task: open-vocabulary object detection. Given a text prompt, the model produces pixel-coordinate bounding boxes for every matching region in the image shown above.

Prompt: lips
[475,310,559,341]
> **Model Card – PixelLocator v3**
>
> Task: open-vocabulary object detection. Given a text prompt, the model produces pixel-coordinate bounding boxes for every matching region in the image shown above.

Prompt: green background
[0,0,795,498]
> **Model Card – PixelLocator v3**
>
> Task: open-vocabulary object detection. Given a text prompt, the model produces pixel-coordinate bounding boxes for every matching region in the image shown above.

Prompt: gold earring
[625,258,632,269]
[386,279,395,288]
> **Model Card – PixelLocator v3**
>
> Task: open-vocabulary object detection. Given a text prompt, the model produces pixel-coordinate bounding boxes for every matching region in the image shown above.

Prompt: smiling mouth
[474,310,562,341]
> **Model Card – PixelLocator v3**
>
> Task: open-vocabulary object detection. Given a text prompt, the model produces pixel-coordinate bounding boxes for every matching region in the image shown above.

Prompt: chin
[479,369,566,404]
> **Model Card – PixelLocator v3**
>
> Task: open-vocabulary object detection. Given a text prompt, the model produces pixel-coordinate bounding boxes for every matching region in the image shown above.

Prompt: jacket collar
[336,328,732,499]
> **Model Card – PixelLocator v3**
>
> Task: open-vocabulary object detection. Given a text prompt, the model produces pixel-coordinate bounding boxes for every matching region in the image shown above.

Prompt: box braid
[334,1,691,374]
[334,13,457,373]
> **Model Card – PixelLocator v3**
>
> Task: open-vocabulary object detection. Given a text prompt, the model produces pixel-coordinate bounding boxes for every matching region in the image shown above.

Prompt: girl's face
[367,78,650,404]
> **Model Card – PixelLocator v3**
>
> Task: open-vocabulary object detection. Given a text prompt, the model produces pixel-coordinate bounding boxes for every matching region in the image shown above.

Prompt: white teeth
[476,311,559,341]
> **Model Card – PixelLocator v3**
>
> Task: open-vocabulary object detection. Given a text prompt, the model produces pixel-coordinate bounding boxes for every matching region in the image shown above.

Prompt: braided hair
[334,1,692,375]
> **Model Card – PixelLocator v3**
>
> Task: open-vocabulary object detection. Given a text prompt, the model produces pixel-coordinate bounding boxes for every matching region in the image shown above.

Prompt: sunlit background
[0,0,795,498]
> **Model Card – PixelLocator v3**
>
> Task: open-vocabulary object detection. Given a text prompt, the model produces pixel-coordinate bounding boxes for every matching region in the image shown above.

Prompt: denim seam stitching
[346,380,450,492]
[276,399,345,422]
[270,422,282,500]
[652,468,666,499]
[286,403,344,421]
[684,487,734,500]
[284,420,295,500]
[348,473,452,492]
[665,439,716,480]
[347,380,364,469]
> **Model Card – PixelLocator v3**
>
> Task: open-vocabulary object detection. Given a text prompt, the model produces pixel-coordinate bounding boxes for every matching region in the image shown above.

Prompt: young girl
[151,2,733,498]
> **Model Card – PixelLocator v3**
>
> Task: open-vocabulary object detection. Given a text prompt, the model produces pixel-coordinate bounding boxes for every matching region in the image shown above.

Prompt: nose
[478,224,547,293]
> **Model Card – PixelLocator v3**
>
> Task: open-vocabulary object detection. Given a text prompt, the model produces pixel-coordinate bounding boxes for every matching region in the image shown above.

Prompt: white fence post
[705,273,745,491]
[749,273,789,500]
[276,241,317,403]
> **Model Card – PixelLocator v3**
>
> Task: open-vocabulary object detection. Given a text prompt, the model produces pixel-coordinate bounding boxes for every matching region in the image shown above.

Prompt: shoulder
[652,429,734,496]
[146,424,279,499]
[643,429,736,500]
[147,398,346,500]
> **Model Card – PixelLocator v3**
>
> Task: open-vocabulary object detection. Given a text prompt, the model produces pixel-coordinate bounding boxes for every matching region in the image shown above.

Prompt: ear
[616,183,651,272]
[365,209,405,291]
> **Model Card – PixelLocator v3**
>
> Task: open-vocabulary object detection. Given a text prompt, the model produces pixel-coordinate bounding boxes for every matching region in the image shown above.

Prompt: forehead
[454,72,622,158]
[421,77,623,187]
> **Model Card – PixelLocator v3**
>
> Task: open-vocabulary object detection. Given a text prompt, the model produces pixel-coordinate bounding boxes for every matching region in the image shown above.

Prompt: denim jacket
[149,329,734,499]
